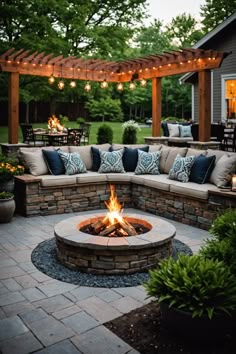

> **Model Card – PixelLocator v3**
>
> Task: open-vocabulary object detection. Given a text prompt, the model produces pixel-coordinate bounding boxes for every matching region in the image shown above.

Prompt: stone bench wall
[14,176,236,230]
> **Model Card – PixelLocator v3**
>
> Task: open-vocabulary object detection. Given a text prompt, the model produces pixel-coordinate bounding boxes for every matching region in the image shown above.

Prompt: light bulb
[140,78,146,87]
[129,81,135,90]
[101,79,108,89]
[58,80,65,90]
[70,80,76,88]
[84,81,91,92]
[117,82,123,91]
[48,74,55,84]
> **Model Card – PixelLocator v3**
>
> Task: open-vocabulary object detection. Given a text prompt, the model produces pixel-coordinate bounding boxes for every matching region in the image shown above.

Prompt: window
[225,79,236,119]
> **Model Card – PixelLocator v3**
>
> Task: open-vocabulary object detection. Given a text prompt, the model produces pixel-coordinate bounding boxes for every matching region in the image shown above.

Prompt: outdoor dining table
[34,130,68,145]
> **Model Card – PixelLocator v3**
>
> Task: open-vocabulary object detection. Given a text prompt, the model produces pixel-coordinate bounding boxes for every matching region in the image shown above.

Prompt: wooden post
[152,77,162,136]
[198,70,211,142]
[8,72,19,144]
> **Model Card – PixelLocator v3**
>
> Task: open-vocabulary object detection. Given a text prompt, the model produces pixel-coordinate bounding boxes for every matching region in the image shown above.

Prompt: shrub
[210,208,236,243]
[76,117,86,125]
[144,254,236,319]
[97,124,113,144]
[122,120,140,144]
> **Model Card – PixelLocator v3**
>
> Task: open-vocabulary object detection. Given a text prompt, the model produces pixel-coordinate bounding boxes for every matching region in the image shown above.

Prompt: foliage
[144,254,236,319]
[200,0,236,33]
[86,98,124,122]
[58,114,69,127]
[0,192,14,199]
[199,238,236,273]
[165,14,203,47]
[209,208,236,242]
[0,161,24,182]
[122,120,141,131]
[122,126,137,144]
[96,124,113,144]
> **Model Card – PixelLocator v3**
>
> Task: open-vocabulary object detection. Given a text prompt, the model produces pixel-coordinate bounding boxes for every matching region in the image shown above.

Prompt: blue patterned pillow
[134,150,161,175]
[98,149,125,173]
[58,151,87,175]
[169,154,195,182]
[179,125,192,137]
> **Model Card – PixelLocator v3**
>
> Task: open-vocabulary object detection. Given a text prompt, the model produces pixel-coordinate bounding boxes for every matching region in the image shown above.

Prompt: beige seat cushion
[149,144,162,152]
[76,171,107,184]
[106,173,132,182]
[163,147,188,174]
[40,175,76,187]
[170,181,218,200]
[142,174,171,191]
[69,144,111,170]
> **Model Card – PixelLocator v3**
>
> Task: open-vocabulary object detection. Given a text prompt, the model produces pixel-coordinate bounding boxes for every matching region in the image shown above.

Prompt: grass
[0,122,152,145]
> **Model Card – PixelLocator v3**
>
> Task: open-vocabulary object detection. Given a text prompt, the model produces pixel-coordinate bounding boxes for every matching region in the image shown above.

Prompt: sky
[146,0,206,25]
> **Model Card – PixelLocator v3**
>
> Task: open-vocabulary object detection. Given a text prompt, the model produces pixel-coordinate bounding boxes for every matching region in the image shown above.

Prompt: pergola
[0,47,229,144]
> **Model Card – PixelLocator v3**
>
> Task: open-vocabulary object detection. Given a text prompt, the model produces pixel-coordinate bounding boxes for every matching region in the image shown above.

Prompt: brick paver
[0,209,209,353]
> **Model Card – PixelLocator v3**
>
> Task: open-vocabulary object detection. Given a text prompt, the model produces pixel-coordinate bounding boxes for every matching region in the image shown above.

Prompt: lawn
[0,122,152,145]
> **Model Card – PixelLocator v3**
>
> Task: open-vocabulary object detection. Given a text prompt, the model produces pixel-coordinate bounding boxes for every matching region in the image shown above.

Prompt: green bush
[210,208,236,243]
[97,124,113,144]
[76,117,86,125]
[199,238,236,273]
[144,254,236,319]
[122,126,137,144]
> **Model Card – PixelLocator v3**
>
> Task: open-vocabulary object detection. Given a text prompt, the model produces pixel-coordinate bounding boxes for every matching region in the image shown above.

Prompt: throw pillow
[189,154,216,184]
[169,154,195,182]
[134,150,161,175]
[42,149,65,175]
[210,154,236,187]
[179,125,192,138]
[91,146,102,171]
[58,151,87,175]
[167,123,180,137]
[123,146,149,172]
[19,148,49,176]
[98,149,125,173]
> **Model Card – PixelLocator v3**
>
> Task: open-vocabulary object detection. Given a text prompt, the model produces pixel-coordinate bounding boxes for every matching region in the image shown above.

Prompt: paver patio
[0,208,209,354]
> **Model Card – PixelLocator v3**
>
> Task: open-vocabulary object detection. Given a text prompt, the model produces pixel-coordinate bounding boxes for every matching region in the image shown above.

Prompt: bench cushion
[40,175,76,187]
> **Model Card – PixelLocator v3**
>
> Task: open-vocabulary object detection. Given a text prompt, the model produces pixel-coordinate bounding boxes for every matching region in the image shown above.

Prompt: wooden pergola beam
[198,70,211,141]
[152,78,162,137]
[8,72,19,144]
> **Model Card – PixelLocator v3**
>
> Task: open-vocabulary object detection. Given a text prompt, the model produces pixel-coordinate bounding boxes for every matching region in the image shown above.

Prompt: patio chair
[79,123,91,145]
[20,124,45,146]
[67,128,83,146]
[222,126,236,151]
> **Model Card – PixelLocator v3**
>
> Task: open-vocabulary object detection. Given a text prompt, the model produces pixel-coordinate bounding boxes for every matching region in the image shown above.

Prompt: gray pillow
[58,151,87,175]
[169,154,195,182]
[98,149,125,173]
[210,154,236,187]
[134,150,161,175]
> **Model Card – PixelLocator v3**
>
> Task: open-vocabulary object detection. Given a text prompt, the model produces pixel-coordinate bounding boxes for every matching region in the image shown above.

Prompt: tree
[200,0,236,33]
[165,14,203,47]
[85,97,123,122]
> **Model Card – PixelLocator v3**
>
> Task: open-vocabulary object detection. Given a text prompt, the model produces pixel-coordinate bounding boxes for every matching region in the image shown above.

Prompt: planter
[160,302,236,340]
[0,195,16,223]
[0,179,15,193]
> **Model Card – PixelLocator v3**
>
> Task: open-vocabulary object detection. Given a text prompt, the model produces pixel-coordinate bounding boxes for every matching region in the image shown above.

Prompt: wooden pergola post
[198,70,211,142]
[152,77,162,136]
[8,72,19,144]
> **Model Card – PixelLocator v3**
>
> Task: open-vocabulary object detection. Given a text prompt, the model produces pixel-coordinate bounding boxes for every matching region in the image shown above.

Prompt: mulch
[104,301,236,354]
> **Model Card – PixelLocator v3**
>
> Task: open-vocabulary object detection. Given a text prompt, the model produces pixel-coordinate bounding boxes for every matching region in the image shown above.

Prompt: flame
[48,115,64,132]
[102,185,130,235]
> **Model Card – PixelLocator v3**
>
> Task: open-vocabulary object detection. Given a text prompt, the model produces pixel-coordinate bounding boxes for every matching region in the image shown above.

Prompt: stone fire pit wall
[55,214,176,274]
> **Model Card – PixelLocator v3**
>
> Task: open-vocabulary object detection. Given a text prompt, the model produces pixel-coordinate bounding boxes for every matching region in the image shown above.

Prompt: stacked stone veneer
[15,176,236,230]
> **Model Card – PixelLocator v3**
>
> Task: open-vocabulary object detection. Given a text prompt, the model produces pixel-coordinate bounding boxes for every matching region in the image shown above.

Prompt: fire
[48,115,64,132]
[100,185,137,236]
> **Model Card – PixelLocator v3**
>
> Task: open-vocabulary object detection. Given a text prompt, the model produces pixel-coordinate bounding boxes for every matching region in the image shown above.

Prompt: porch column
[8,72,19,144]
[198,70,211,142]
[152,77,162,136]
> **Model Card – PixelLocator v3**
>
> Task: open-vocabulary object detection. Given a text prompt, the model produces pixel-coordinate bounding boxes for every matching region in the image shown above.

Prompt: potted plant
[0,191,16,223]
[0,159,24,192]
[144,254,236,339]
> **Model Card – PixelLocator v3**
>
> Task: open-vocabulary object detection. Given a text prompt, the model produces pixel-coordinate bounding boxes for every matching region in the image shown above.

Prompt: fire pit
[55,186,176,274]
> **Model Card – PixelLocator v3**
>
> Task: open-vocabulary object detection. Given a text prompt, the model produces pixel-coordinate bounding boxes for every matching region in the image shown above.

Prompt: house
[180,12,236,124]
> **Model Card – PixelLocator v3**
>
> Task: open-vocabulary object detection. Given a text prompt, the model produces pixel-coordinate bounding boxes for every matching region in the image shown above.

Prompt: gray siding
[192,19,236,122]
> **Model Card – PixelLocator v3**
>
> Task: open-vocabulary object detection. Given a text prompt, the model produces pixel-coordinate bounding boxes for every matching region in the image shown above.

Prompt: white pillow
[210,154,236,187]
[168,124,180,137]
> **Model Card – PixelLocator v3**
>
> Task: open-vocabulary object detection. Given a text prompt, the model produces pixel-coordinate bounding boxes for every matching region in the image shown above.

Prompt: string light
[48,64,55,84]
[84,81,91,92]
[117,82,123,91]
[101,79,108,89]
[69,66,76,88]
[129,80,135,90]
[140,78,146,87]
[57,65,64,90]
